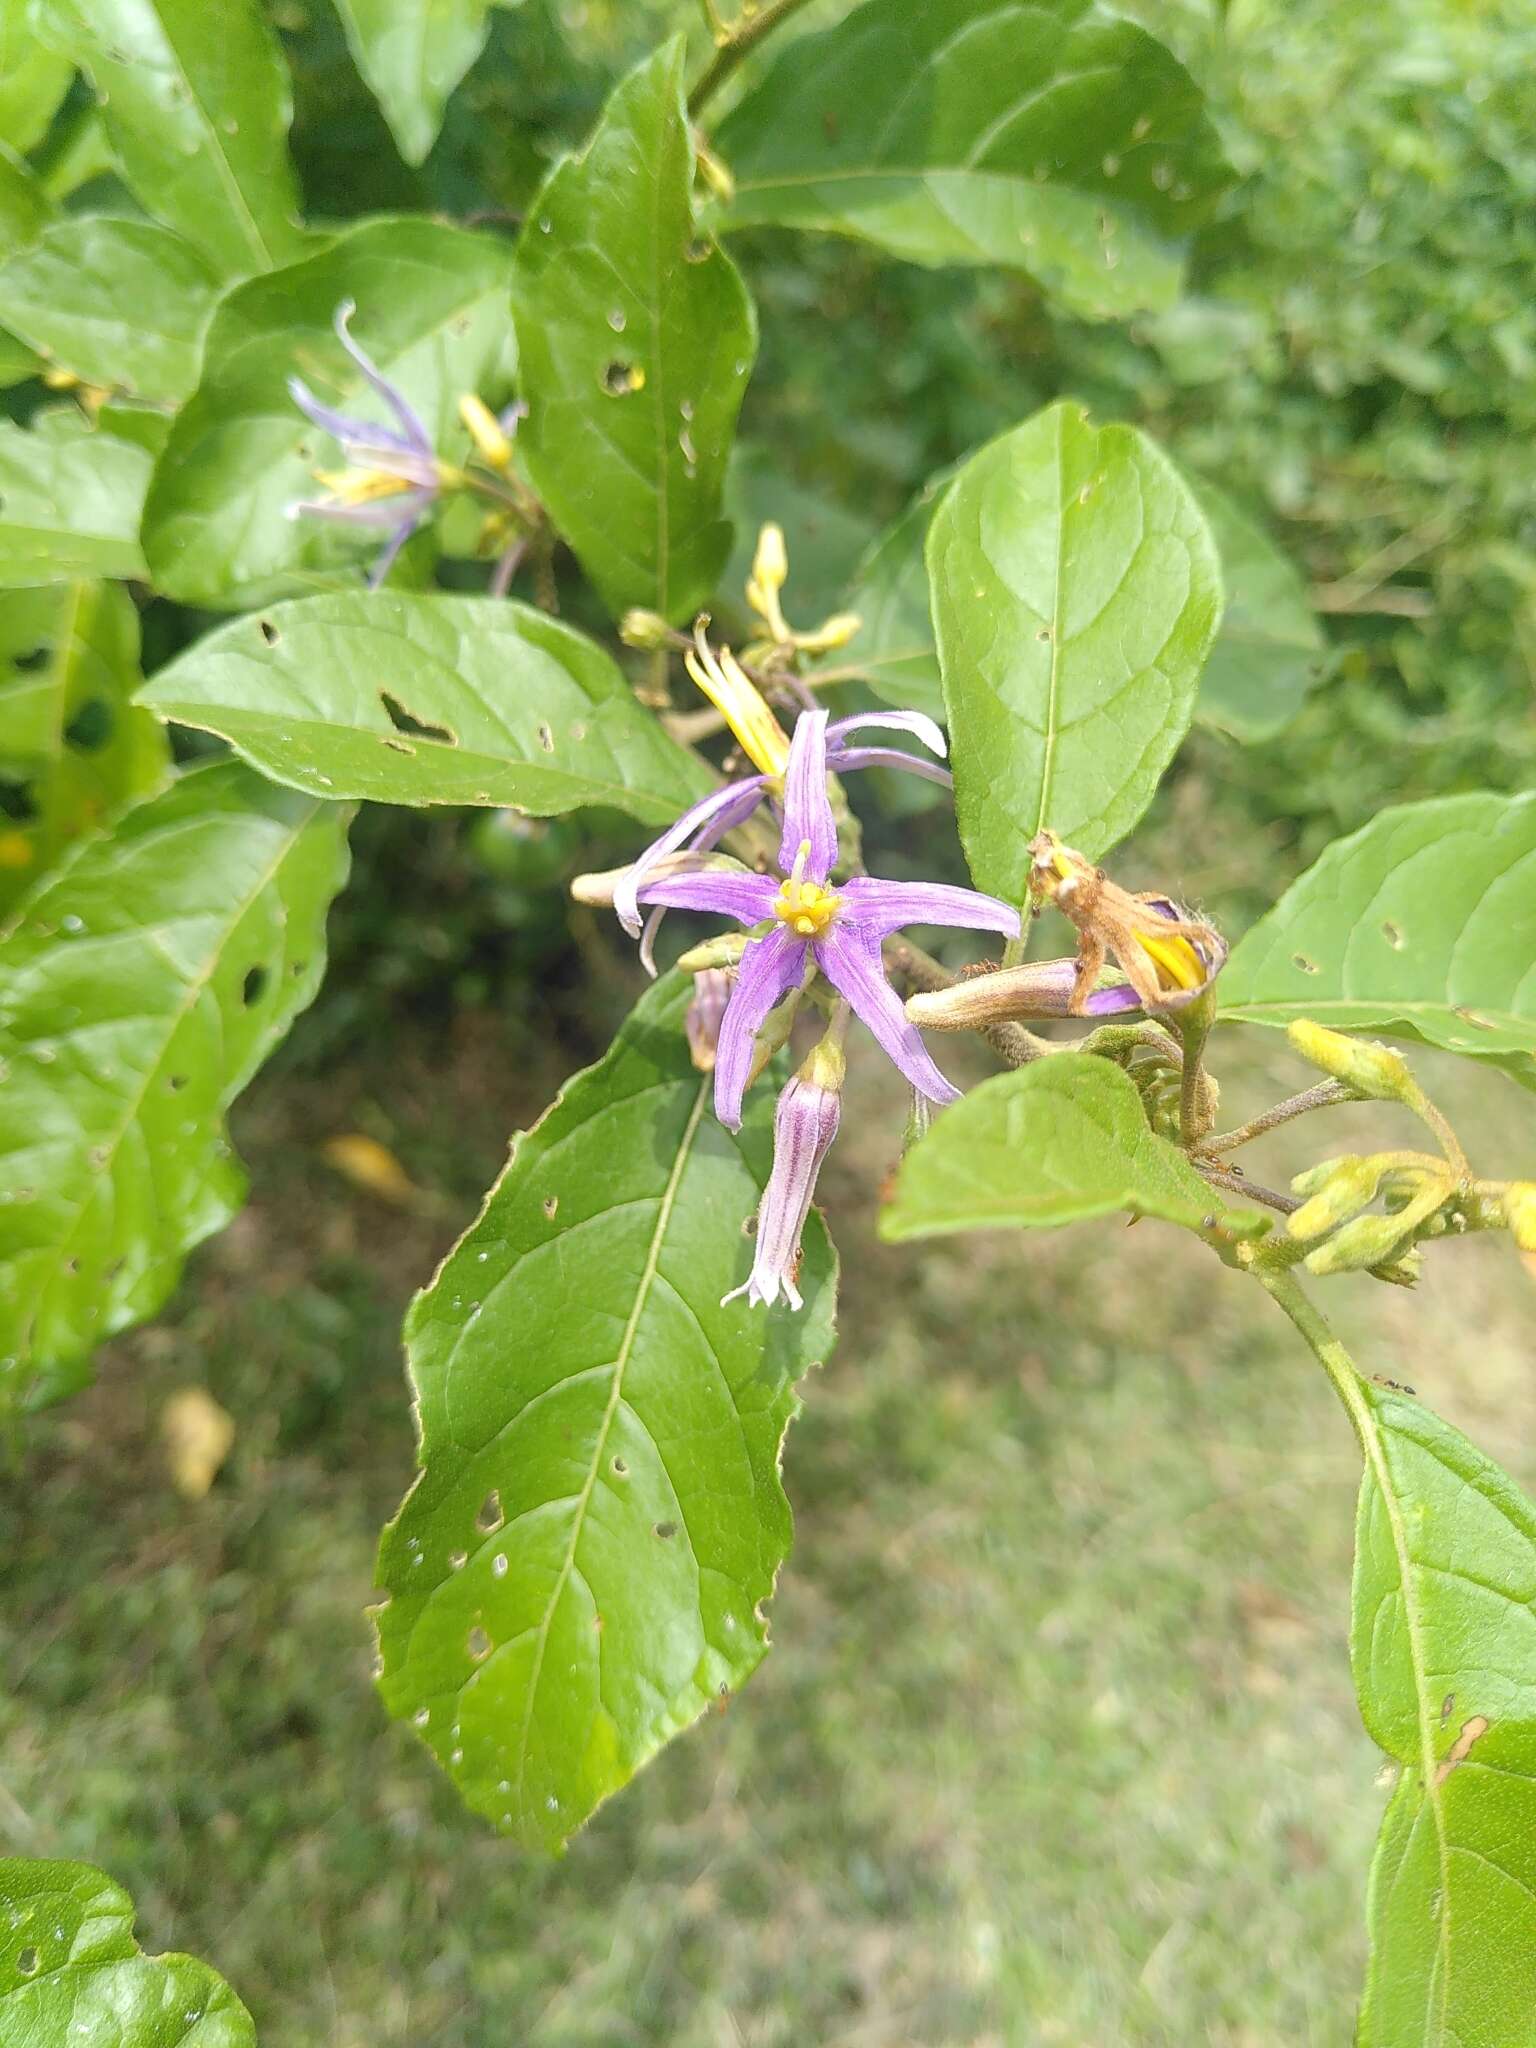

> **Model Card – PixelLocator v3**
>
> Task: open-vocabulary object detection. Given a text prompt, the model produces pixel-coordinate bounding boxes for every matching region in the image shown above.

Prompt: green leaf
[141,591,713,824]
[0,142,56,261]
[0,760,351,1415]
[1185,476,1327,742]
[881,1054,1262,1241]
[0,216,222,405]
[141,217,513,609]
[1221,792,1536,1087]
[716,0,1233,322]
[0,581,170,915]
[1335,1379,1536,2044]
[33,0,305,276]
[927,400,1221,897]
[0,19,73,156]
[720,444,875,632]
[509,39,756,623]
[333,0,497,166]
[375,972,837,1851]
[0,416,151,586]
[841,487,948,721]
[0,1857,255,2045]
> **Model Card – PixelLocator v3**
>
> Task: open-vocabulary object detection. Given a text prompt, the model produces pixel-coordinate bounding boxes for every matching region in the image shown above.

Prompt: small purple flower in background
[287,300,446,587]
[623,708,1020,1128]
[726,1040,844,1310]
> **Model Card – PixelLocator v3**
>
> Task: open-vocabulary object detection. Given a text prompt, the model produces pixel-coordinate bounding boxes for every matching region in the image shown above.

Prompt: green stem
[1244,1260,1366,1414]
[688,0,818,114]
[1200,1079,1354,1155]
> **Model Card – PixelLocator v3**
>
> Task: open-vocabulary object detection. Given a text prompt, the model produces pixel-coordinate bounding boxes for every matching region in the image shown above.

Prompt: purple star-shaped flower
[287,300,444,587]
[630,709,1021,1127]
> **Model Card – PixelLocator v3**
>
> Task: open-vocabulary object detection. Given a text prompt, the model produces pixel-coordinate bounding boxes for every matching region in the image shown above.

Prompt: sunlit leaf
[142,591,712,823]
[1221,792,1536,1088]
[0,144,54,261]
[0,18,73,156]
[375,972,837,1850]
[1185,475,1327,741]
[717,0,1233,321]
[32,0,305,276]
[142,217,512,608]
[0,216,222,404]
[927,400,1221,898]
[333,0,498,166]
[510,39,755,623]
[0,760,351,1415]
[1334,1379,1536,2043]
[0,581,170,915]
[0,1857,254,2045]
[881,1053,1261,1242]
[0,416,150,587]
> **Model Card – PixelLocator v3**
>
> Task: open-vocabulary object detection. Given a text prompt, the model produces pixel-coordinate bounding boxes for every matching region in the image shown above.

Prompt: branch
[688,0,818,115]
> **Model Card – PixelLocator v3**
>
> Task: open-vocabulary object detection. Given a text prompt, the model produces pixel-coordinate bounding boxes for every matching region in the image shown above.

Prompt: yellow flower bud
[1286,1019,1410,1100]
[752,522,788,594]
[1287,1156,1384,1241]
[458,392,513,471]
[1505,1182,1536,1253]
[796,610,864,654]
[620,608,672,650]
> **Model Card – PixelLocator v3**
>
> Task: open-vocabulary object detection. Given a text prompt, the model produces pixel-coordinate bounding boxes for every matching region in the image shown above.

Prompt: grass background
[5,978,1532,2046]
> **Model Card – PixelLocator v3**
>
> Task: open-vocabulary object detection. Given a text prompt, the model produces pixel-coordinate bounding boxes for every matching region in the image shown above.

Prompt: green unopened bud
[1287,1156,1385,1241]
[1303,1177,1447,1276]
[1286,1019,1410,1101]
[620,607,671,650]
[798,1031,846,1095]
[676,930,750,973]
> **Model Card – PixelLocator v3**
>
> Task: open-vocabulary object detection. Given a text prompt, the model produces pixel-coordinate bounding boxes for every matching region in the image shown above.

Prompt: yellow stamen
[684,628,791,777]
[459,392,513,471]
[773,838,840,938]
[1138,928,1205,991]
[316,466,415,506]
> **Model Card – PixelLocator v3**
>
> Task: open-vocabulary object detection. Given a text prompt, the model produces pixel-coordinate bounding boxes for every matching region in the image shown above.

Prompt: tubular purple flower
[287,300,443,587]
[627,708,1020,1127]
[725,1063,842,1311]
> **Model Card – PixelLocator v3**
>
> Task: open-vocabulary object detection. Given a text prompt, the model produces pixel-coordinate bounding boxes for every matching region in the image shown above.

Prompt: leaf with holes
[716,0,1233,322]
[0,216,223,404]
[141,591,712,824]
[141,217,513,608]
[927,401,1221,898]
[0,1857,254,2045]
[509,38,755,623]
[0,416,151,587]
[375,972,837,1851]
[0,582,170,915]
[0,759,351,1416]
[332,0,502,166]
[880,1054,1261,1242]
[31,0,305,277]
[1184,475,1327,742]
[1221,792,1536,1088]
[1330,1380,1536,2044]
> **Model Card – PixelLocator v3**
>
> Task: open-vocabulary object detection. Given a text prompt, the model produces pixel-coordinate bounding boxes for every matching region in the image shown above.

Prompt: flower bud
[1305,1212,1416,1277]
[1287,1156,1385,1241]
[1286,1020,1409,1101]
[620,608,671,650]
[676,930,750,973]
[685,967,732,1073]
[1504,1181,1536,1252]
[796,611,863,654]
[723,1066,841,1310]
[751,522,788,595]
[458,391,514,471]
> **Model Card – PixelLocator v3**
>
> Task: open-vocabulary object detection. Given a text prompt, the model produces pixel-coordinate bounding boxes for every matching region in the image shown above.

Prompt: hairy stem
[883,937,1051,1070]
[1195,1159,1302,1217]
[1201,1079,1355,1155]
[689,0,818,114]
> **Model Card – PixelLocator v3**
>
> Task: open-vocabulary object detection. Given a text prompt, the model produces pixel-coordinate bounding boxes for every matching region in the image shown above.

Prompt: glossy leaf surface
[0,761,350,1414]
[0,417,150,586]
[0,1857,254,2045]
[1222,792,1536,1086]
[333,0,498,165]
[32,0,305,276]
[0,216,222,404]
[510,40,755,622]
[142,592,712,823]
[0,581,170,915]
[1336,1380,1536,2044]
[927,401,1221,896]
[376,973,837,1850]
[717,0,1232,321]
[881,1054,1260,1241]
[142,218,512,607]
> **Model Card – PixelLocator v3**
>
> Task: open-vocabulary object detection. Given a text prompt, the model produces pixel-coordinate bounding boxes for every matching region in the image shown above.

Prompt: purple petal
[367,512,423,588]
[334,299,435,455]
[287,493,416,530]
[614,773,768,935]
[779,708,838,881]
[814,923,960,1105]
[837,876,1021,940]
[724,1075,840,1309]
[633,868,779,926]
[828,708,946,760]
[714,926,807,1130]
[828,746,953,788]
[288,376,421,462]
